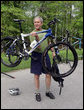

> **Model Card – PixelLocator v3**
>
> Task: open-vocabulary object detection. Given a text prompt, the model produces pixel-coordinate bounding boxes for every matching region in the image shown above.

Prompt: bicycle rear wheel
[42,42,78,78]
[1,37,22,67]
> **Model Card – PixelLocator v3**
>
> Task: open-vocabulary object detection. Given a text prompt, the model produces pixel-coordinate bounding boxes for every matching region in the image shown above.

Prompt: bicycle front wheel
[42,42,78,78]
[1,37,22,67]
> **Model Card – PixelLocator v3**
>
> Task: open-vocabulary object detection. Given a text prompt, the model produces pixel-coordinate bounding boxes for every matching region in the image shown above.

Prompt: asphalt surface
[1,60,83,109]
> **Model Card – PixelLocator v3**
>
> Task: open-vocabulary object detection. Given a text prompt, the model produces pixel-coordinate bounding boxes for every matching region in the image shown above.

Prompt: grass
[1,48,83,73]
[1,58,31,73]
[76,49,83,60]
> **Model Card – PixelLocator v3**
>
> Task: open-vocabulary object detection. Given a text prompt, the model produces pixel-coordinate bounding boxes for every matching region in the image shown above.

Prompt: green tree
[1,1,83,40]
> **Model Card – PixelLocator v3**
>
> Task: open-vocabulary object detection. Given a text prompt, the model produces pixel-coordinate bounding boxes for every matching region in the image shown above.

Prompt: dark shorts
[31,51,51,75]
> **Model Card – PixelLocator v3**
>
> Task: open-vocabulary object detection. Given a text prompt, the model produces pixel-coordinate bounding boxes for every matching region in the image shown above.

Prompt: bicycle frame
[19,28,54,55]
[72,37,81,49]
[61,36,81,49]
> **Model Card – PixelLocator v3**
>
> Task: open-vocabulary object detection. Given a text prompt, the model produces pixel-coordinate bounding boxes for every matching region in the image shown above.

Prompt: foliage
[1,1,83,41]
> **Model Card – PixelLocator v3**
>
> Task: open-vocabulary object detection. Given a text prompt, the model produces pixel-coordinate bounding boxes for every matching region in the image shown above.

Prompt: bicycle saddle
[13,19,25,22]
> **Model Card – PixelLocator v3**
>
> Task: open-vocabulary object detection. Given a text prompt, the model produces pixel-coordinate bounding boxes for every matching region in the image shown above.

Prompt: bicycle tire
[42,42,78,78]
[1,37,22,67]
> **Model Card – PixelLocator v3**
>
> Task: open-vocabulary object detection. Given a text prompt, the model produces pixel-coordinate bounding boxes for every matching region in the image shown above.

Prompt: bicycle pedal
[24,57,29,60]
[24,53,28,57]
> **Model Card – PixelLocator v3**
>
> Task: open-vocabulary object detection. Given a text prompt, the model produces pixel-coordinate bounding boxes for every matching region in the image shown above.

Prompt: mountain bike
[61,30,82,60]
[1,18,78,79]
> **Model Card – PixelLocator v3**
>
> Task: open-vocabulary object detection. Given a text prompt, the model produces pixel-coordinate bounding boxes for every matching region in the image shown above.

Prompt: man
[30,16,55,102]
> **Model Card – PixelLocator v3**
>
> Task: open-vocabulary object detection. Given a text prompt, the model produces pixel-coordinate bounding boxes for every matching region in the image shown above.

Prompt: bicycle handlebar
[48,18,61,26]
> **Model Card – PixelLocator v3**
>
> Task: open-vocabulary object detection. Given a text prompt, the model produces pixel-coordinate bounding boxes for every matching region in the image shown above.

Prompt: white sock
[35,89,40,94]
[46,88,50,93]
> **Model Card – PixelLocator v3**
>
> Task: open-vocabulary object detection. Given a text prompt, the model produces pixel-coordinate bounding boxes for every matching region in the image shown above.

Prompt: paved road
[1,60,83,109]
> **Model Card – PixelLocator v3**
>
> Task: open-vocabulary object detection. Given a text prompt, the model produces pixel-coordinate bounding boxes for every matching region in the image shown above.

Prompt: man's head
[33,16,43,30]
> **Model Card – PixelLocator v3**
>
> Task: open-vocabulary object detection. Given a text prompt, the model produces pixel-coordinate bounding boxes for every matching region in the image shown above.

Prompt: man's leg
[34,74,41,102]
[34,74,40,93]
[45,74,55,99]
[45,74,51,92]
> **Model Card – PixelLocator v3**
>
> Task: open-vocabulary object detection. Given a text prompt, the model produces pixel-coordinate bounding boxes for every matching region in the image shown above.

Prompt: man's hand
[51,47,56,57]
[30,32,39,41]
[30,32,40,48]
[52,51,56,57]
[30,32,37,37]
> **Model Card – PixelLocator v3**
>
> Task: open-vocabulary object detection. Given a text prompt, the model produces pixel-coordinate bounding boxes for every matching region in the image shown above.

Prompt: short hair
[33,16,43,23]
